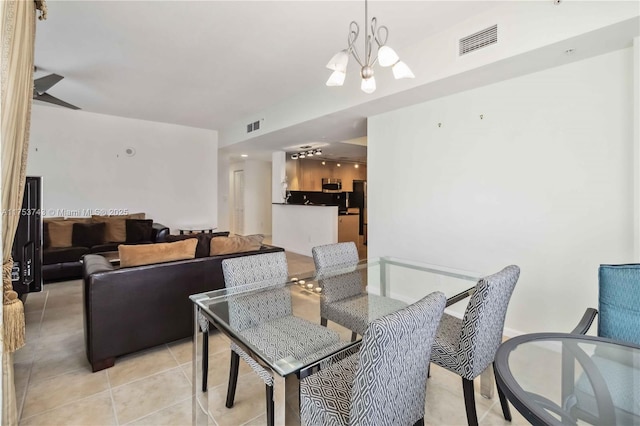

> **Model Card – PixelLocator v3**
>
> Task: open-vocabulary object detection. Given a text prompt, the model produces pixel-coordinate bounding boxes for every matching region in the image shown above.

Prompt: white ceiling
[34,1,498,160]
[34,1,639,162]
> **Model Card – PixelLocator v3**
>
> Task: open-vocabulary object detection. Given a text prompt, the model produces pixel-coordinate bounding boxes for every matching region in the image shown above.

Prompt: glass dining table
[190,257,487,425]
[494,333,640,426]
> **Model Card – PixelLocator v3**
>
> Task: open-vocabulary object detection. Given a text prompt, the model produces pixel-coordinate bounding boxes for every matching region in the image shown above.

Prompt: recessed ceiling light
[241,154,248,158]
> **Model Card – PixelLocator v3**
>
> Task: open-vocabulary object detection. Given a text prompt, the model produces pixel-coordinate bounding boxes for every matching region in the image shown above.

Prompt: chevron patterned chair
[429,265,520,426]
[312,242,408,341]
[221,251,340,426]
[300,291,447,426]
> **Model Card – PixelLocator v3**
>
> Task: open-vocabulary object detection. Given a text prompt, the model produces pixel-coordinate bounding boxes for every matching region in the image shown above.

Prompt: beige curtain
[1,0,46,424]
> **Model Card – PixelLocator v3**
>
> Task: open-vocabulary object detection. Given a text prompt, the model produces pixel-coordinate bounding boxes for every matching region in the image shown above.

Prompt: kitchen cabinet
[285,158,366,192]
[338,214,359,244]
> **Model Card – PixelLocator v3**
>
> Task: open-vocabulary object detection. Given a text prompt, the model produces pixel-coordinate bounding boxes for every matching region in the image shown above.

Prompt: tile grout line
[106,368,120,426]
[166,342,194,387]
[18,382,110,422]
[121,395,191,426]
[18,289,49,422]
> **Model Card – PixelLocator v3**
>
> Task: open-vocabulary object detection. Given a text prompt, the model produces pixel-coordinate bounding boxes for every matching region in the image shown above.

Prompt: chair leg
[494,362,512,421]
[202,331,208,392]
[225,351,240,408]
[351,331,358,342]
[427,363,431,378]
[462,378,479,426]
[321,317,327,327]
[413,418,425,426]
[266,384,274,426]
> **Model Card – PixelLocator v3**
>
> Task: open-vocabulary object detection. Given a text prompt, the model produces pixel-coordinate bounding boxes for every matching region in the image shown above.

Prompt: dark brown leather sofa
[82,244,285,372]
[44,223,169,282]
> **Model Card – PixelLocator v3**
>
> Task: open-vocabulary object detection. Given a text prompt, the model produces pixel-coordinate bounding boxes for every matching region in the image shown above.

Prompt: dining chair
[312,241,360,270]
[312,242,407,340]
[221,251,340,426]
[429,265,520,426]
[300,291,447,426]
[572,264,640,345]
[568,264,640,424]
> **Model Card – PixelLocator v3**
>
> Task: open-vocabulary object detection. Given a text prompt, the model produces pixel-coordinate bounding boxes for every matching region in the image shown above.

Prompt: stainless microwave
[322,178,342,193]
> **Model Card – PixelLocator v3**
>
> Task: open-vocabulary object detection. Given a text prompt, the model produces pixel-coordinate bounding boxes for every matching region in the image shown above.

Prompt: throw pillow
[72,222,106,248]
[42,222,51,249]
[92,216,127,242]
[119,239,198,268]
[47,221,75,248]
[92,213,147,242]
[125,219,153,243]
[165,231,230,258]
[210,234,264,256]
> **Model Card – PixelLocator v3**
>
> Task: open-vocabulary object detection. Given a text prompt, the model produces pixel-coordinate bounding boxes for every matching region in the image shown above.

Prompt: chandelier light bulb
[326,70,346,87]
[361,76,376,94]
[392,61,415,79]
[378,45,399,67]
[326,50,350,72]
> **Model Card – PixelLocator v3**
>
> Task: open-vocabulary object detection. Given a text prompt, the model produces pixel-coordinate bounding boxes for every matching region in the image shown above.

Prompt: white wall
[226,159,272,236]
[243,159,272,235]
[272,151,286,204]
[27,105,218,232]
[217,153,231,232]
[368,48,634,335]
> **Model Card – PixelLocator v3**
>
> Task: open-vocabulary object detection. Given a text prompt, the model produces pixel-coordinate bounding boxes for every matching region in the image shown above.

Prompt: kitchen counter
[272,203,338,207]
[272,204,338,256]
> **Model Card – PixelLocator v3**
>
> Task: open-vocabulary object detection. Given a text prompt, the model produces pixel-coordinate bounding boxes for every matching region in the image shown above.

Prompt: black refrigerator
[352,180,367,237]
[11,176,43,297]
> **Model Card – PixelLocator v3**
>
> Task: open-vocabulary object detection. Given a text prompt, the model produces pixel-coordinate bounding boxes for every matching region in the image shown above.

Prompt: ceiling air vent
[459,24,497,56]
[246,120,261,133]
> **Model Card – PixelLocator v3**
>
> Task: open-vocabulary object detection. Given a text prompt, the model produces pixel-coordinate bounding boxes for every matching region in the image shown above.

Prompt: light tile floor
[15,251,529,426]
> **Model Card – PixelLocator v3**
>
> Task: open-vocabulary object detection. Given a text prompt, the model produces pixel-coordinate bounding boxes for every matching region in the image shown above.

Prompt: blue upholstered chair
[568,264,640,424]
[312,242,408,341]
[573,264,640,345]
[300,291,447,426]
[222,251,340,426]
[429,265,520,426]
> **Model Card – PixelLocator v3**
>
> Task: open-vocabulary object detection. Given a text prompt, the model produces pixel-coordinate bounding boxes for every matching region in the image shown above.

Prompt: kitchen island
[272,203,339,256]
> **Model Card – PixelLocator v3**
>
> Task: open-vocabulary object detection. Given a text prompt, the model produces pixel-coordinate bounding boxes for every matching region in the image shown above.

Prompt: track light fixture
[290,148,323,160]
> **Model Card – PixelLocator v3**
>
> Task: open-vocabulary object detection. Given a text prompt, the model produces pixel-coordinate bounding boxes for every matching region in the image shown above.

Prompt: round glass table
[494,333,640,426]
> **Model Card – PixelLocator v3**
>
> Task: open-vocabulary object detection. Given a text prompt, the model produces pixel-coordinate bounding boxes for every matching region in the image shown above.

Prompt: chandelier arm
[374,25,389,47]
[363,0,370,66]
[347,21,364,67]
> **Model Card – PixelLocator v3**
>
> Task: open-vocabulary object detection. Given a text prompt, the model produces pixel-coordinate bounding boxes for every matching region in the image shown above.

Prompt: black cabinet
[11,176,42,297]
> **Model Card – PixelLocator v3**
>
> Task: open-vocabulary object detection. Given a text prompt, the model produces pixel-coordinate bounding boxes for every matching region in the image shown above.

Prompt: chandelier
[325,0,414,94]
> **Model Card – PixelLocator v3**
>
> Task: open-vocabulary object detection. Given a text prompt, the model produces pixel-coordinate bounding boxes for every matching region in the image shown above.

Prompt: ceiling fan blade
[34,73,63,94]
[34,92,80,110]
